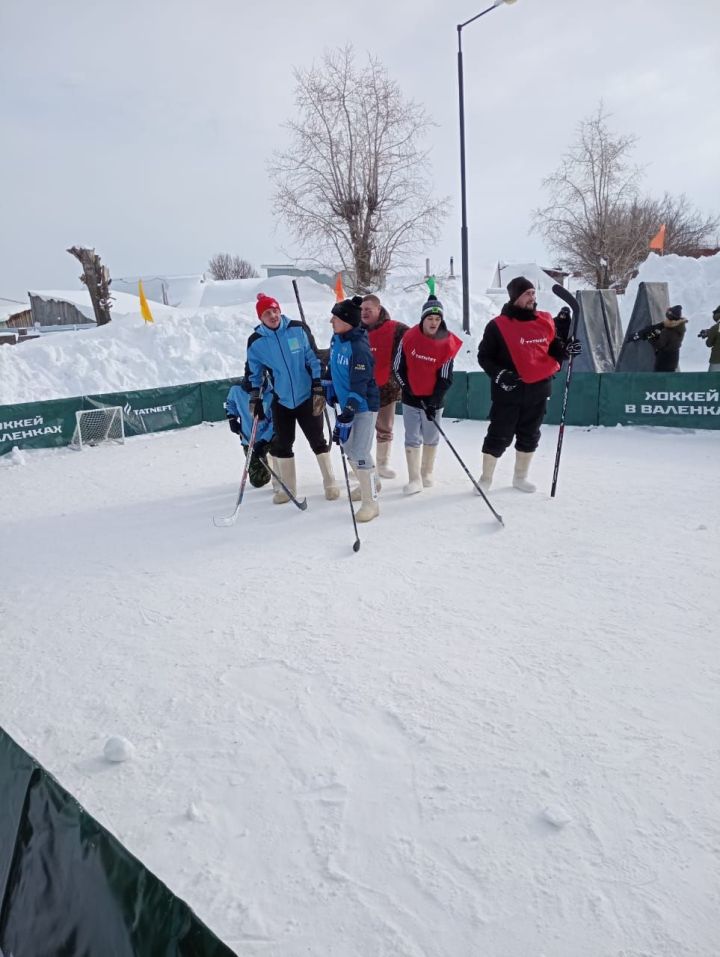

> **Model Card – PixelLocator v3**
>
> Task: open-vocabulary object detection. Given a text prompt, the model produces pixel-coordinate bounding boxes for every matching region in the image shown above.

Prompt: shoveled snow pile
[621,251,720,371]
[0,272,535,406]
[3,254,718,407]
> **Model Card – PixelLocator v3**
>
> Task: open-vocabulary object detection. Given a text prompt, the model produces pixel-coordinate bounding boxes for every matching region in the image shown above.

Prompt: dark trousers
[271,397,329,458]
[482,381,550,457]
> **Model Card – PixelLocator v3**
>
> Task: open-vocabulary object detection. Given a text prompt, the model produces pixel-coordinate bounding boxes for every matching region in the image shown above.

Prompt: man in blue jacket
[247,292,338,504]
[329,296,381,523]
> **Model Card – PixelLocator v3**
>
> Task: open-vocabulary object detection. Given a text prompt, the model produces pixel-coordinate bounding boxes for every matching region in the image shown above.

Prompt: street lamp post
[457,0,517,334]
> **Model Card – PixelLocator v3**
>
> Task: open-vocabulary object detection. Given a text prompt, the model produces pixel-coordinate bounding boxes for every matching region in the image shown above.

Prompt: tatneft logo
[124,402,174,416]
[410,348,436,363]
[519,336,548,346]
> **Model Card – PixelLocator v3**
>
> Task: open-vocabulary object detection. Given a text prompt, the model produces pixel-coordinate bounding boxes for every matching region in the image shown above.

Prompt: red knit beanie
[256,293,280,319]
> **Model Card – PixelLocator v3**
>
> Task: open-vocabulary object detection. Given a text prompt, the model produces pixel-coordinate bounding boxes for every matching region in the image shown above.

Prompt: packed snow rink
[2,419,718,956]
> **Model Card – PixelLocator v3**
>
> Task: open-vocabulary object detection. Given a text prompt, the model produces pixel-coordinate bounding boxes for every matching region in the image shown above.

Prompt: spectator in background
[699,305,720,372]
[631,305,687,372]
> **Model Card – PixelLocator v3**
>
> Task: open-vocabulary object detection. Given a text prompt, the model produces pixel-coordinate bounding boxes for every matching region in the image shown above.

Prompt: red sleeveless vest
[402,325,463,396]
[494,311,560,384]
[368,319,398,387]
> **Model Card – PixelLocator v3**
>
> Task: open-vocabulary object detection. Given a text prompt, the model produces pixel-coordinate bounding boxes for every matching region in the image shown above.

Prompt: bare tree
[270,46,448,293]
[533,105,718,288]
[207,254,259,280]
[67,246,112,325]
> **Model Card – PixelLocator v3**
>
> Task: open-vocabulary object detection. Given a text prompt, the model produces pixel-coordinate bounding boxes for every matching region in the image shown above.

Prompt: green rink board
[84,384,203,437]
[598,372,720,429]
[2,371,719,456]
[442,372,468,419]
[546,373,601,426]
[0,396,83,457]
[200,378,239,423]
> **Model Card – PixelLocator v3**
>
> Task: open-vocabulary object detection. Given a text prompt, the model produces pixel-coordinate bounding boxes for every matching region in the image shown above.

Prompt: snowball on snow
[103,735,136,763]
[541,804,573,828]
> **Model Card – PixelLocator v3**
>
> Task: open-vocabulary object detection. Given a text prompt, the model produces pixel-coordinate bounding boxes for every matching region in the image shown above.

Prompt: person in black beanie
[477,276,580,493]
[328,296,381,521]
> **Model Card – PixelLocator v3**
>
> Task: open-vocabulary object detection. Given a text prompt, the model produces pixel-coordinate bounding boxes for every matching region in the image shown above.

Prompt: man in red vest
[477,276,579,493]
[360,295,408,484]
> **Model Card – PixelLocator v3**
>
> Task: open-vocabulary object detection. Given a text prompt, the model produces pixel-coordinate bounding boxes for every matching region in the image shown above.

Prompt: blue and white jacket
[226,383,274,447]
[246,316,321,410]
[329,327,380,413]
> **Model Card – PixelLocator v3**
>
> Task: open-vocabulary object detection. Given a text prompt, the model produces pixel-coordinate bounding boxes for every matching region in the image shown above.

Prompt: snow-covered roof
[0,297,30,323]
[112,274,206,310]
[29,289,179,322]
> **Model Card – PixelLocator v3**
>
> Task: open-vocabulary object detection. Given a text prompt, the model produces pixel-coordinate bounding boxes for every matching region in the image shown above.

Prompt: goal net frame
[71,406,125,450]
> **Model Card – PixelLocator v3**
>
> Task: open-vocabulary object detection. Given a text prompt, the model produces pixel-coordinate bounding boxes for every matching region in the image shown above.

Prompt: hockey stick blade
[431,418,504,526]
[213,509,241,528]
[260,459,308,510]
[551,283,579,317]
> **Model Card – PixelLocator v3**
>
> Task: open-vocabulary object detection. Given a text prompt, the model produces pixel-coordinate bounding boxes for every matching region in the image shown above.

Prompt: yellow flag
[138,279,154,324]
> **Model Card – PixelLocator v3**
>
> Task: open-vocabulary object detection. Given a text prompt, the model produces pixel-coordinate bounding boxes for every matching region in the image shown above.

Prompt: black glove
[555,307,572,340]
[563,337,582,359]
[311,379,326,416]
[336,405,355,425]
[422,402,437,421]
[253,439,270,460]
[227,416,242,436]
[698,329,709,339]
[495,369,520,392]
[249,391,266,421]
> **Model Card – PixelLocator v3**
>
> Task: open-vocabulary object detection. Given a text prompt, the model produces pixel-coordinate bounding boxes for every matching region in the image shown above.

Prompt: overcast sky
[1,0,718,301]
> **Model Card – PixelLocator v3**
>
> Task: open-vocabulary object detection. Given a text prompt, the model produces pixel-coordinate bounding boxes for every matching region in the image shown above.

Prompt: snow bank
[621,252,720,371]
[0,275,500,405]
[4,255,717,405]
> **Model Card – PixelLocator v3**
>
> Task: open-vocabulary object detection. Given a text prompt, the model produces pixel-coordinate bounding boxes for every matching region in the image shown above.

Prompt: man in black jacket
[631,305,687,372]
[477,277,579,493]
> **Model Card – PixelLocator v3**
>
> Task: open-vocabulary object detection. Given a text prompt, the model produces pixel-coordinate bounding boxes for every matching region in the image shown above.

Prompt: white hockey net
[71,406,125,450]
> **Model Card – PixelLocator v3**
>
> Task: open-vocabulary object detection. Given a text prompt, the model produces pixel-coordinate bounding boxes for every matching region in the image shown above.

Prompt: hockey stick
[329,405,361,552]
[293,278,334,446]
[213,413,261,527]
[259,457,308,510]
[550,283,580,498]
[338,441,361,553]
[426,411,504,526]
[291,278,321,354]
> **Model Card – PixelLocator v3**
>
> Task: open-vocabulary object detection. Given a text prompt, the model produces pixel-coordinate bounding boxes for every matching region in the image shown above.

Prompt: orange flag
[334,274,345,301]
[649,224,666,253]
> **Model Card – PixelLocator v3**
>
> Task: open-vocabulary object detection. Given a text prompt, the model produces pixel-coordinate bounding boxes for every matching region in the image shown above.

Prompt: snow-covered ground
[3,254,719,406]
[2,419,718,955]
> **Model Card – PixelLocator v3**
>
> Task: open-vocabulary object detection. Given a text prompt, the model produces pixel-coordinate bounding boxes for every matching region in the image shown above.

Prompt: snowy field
[2,419,718,956]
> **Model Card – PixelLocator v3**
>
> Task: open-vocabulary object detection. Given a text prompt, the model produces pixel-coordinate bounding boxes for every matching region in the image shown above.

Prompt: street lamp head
[494,0,518,5]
